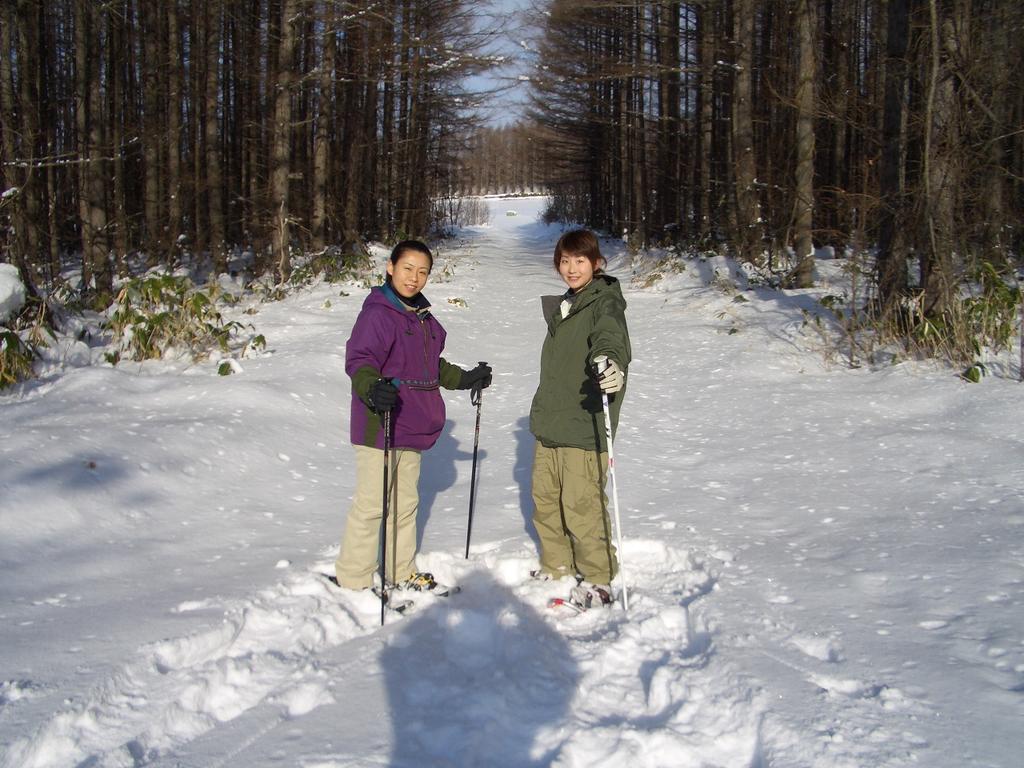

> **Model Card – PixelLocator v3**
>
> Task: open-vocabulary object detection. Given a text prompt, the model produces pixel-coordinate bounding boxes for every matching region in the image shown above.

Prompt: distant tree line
[454,123,545,196]
[0,0,490,304]
[525,0,1024,314]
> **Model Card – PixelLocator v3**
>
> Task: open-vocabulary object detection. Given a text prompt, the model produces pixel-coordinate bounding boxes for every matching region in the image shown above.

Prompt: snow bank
[0,262,26,322]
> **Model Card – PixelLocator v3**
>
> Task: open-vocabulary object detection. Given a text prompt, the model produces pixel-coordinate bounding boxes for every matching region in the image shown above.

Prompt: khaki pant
[531,442,618,585]
[335,444,422,589]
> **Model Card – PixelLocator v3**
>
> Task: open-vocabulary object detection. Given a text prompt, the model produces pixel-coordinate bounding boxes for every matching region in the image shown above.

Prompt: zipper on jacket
[420,315,431,377]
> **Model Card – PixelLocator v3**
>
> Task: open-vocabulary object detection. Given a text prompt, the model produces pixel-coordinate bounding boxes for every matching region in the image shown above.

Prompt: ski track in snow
[2,543,757,768]
[2,196,1022,767]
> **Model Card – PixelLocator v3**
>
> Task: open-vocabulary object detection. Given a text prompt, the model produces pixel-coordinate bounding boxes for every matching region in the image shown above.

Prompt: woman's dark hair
[553,229,604,273]
[390,239,433,270]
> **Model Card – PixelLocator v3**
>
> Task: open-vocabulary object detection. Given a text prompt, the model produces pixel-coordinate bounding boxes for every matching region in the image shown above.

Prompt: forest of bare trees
[2,0,1023,333]
[525,0,1024,315]
[1,0,492,305]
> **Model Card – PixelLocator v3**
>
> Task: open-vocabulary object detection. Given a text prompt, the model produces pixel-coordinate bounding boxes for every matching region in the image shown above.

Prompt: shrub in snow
[285,246,372,290]
[904,262,1020,368]
[105,274,262,365]
[0,328,34,388]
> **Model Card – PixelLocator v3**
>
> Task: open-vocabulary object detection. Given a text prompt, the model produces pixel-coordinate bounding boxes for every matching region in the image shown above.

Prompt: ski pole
[594,356,629,611]
[379,410,391,626]
[464,366,485,559]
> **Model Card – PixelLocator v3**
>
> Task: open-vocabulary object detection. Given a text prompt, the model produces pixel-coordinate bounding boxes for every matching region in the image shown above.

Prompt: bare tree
[696,1,715,240]
[166,0,183,259]
[731,0,764,263]
[13,0,43,277]
[74,0,112,301]
[310,0,336,253]
[141,0,164,260]
[107,1,130,273]
[269,0,299,282]
[791,0,817,287]
[205,0,227,274]
[876,0,912,312]
[1,1,26,271]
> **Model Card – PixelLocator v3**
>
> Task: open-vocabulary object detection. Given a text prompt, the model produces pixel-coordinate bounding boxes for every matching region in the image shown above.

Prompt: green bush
[907,261,1020,366]
[105,274,259,364]
[287,247,372,289]
[0,329,35,388]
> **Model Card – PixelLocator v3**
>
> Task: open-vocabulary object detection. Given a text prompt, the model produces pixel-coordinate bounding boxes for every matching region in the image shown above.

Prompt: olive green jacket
[529,274,631,452]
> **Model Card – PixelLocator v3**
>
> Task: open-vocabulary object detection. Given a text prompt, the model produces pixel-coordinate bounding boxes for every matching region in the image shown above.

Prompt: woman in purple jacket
[335,240,491,597]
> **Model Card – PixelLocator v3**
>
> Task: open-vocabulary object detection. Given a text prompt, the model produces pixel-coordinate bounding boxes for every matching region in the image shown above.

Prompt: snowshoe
[568,583,613,610]
[397,571,460,597]
[547,582,614,614]
[320,573,414,614]
[371,584,415,614]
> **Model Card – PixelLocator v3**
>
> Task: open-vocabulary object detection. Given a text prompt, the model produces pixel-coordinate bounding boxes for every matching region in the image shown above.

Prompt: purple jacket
[346,285,462,450]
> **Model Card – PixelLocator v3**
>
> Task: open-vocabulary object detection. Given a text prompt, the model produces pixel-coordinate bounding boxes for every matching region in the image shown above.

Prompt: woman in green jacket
[529,229,631,609]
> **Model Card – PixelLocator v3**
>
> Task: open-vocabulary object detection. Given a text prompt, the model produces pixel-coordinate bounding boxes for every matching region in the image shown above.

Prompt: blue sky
[465,0,537,125]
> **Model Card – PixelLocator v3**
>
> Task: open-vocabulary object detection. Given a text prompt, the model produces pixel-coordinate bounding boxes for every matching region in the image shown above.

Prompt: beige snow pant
[335,444,422,589]
[531,442,618,585]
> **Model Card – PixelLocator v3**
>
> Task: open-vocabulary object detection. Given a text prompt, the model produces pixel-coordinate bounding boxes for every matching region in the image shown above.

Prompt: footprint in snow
[790,633,845,663]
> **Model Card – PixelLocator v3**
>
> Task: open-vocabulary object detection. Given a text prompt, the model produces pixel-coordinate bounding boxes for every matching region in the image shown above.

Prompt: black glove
[458,362,492,391]
[367,378,399,413]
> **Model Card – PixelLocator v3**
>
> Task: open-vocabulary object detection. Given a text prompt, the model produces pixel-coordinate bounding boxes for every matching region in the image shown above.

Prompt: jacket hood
[541,273,625,328]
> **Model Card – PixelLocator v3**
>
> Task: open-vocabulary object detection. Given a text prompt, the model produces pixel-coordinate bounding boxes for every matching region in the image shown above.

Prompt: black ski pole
[464,367,485,559]
[379,410,391,626]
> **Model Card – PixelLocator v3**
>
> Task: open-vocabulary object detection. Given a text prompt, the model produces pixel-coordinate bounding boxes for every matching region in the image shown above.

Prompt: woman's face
[387,249,432,298]
[558,251,597,292]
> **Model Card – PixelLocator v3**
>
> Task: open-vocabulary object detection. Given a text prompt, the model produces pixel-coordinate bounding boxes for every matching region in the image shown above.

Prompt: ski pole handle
[470,360,487,407]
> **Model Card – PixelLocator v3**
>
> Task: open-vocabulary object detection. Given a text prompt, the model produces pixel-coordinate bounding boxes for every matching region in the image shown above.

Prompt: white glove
[593,356,624,394]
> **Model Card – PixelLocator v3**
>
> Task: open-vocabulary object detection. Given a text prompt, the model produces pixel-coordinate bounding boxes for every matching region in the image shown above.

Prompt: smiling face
[558,250,599,292]
[387,248,432,299]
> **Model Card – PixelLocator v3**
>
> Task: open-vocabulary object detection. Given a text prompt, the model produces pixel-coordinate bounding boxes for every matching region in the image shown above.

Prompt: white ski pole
[594,356,629,611]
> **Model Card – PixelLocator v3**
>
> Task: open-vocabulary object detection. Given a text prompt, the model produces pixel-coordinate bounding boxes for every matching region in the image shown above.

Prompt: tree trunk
[1,1,25,268]
[191,0,207,256]
[980,0,1010,257]
[141,0,163,260]
[343,5,370,252]
[310,0,335,252]
[242,0,264,258]
[657,3,681,240]
[270,0,299,282]
[166,0,183,261]
[791,0,817,288]
[876,0,911,312]
[108,2,129,274]
[206,0,227,275]
[697,1,714,239]
[74,0,112,301]
[731,0,763,264]
[919,0,961,316]
[15,0,42,274]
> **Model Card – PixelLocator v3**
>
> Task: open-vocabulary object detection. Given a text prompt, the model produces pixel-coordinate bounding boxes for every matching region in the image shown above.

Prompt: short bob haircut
[390,239,433,270]
[553,229,604,273]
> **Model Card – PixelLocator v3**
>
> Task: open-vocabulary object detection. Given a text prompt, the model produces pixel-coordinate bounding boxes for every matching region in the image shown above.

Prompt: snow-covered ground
[1,197,1022,767]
